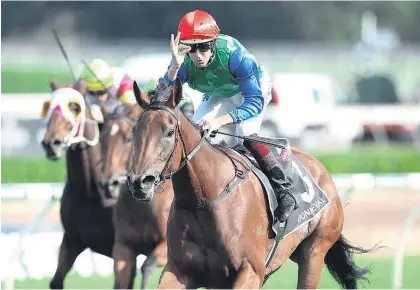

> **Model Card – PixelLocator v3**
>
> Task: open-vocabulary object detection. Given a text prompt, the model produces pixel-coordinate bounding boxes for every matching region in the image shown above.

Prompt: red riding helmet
[178,10,220,44]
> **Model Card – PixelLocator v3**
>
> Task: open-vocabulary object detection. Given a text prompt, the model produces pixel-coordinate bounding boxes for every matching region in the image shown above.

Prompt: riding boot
[243,135,298,223]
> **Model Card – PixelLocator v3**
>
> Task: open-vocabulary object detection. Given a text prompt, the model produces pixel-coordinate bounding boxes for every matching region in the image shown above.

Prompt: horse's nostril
[141,175,155,185]
[51,138,63,147]
[126,174,137,187]
[111,180,120,187]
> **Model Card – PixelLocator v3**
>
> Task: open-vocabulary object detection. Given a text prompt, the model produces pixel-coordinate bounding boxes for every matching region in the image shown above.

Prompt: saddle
[228,138,331,241]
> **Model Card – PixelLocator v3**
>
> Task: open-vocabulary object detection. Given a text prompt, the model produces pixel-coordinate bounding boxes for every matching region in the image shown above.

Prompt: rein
[139,104,248,208]
[214,130,286,149]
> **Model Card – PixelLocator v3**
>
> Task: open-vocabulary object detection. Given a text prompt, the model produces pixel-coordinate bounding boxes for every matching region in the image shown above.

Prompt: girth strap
[206,169,248,208]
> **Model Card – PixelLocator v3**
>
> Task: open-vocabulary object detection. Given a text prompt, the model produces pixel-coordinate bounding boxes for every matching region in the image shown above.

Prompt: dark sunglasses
[187,41,214,53]
[88,90,107,96]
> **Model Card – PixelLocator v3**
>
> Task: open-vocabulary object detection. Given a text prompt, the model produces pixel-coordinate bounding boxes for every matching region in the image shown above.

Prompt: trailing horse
[99,103,173,289]
[127,79,378,289]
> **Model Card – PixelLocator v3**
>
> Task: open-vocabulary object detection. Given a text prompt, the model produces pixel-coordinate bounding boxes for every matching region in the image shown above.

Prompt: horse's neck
[172,113,235,208]
[65,117,101,199]
[65,146,91,191]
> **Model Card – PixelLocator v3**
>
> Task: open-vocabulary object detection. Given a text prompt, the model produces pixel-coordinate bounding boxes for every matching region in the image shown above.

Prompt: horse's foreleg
[157,262,192,289]
[232,260,262,289]
[140,241,168,289]
[113,242,136,289]
[50,233,84,289]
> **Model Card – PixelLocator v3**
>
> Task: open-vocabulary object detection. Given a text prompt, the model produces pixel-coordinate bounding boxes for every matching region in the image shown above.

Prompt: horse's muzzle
[126,172,155,201]
[41,138,65,160]
[100,177,123,199]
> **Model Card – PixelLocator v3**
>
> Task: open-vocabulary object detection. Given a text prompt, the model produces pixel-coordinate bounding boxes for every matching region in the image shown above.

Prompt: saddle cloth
[232,138,331,240]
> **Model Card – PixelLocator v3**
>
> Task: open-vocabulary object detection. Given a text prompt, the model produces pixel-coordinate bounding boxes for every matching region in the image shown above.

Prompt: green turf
[1,156,66,183]
[10,256,420,289]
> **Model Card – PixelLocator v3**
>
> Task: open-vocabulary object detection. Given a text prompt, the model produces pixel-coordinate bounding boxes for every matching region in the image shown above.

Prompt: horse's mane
[151,79,175,104]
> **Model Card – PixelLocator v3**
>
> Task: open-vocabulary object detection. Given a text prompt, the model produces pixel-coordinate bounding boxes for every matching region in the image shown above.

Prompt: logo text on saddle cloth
[297,196,327,223]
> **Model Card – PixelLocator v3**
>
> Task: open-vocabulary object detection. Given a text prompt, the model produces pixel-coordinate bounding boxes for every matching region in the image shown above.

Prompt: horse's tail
[324,234,379,289]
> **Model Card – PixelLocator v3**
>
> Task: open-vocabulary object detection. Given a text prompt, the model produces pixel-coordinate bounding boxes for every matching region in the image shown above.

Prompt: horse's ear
[134,81,150,108]
[50,79,59,92]
[172,78,183,108]
[74,79,88,95]
[40,100,51,119]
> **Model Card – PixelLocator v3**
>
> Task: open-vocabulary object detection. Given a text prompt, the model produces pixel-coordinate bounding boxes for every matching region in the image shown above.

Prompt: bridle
[66,118,100,148]
[139,104,207,187]
[133,103,247,209]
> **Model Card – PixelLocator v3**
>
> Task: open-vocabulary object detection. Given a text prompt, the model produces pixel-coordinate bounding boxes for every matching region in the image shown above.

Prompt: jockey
[162,10,298,223]
[79,59,138,122]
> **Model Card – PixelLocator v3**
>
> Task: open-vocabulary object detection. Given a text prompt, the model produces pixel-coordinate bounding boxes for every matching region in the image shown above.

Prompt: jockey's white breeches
[192,71,272,146]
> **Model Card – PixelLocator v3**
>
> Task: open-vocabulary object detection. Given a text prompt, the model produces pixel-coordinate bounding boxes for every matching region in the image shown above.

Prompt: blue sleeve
[228,48,264,124]
[163,61,188,85]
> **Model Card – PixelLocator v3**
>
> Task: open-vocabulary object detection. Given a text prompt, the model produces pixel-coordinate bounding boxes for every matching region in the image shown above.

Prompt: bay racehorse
[99,103,173,288]
[127,79,377,289]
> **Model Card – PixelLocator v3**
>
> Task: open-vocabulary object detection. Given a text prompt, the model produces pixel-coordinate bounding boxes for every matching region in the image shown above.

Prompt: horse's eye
[166,129,175,138]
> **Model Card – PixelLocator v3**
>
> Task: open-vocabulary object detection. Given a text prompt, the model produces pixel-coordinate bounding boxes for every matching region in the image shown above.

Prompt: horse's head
[127,78,184,201]
[99,103,142,198]
[41,80,89,160]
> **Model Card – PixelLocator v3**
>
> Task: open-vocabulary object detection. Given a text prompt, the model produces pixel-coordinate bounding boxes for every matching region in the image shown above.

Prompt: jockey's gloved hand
[200,128,217,139]
[199,118,221,138]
